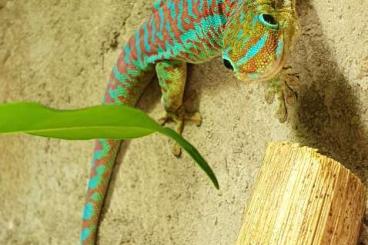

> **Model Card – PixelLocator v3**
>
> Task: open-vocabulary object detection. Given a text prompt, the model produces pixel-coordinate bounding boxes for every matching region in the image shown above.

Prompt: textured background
[1,0,368,244]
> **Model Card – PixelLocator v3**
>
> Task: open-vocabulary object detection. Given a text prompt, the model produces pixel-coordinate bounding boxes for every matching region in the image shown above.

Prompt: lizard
[80,0,299,244]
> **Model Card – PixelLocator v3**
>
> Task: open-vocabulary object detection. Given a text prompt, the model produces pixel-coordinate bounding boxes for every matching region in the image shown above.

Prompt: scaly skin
[80,0,299,244]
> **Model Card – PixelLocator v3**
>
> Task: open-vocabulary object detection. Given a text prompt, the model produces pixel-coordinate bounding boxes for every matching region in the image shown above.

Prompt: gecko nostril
[223,59,234,70]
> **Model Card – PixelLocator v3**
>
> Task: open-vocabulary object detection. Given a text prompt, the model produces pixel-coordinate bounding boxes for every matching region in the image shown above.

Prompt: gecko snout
[223,58,234,71]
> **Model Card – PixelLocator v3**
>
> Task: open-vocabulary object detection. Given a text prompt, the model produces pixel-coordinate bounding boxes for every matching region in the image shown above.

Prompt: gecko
[80,0,299,244]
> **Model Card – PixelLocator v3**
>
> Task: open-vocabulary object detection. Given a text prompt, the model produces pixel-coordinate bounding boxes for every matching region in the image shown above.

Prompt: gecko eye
[223,59,234,70]
[259,14,278,29]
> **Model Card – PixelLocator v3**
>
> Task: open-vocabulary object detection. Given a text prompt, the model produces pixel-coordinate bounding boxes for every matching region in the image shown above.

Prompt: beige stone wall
[0,0,367,244]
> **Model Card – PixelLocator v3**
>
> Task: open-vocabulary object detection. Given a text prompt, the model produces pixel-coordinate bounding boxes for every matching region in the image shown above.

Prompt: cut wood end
[237,142,366,245]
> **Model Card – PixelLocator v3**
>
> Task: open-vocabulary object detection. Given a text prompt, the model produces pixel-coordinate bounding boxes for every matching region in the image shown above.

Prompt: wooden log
[236,142,366,245]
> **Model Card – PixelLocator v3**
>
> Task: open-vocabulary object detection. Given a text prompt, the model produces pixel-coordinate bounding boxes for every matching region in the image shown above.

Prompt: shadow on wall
[292,1,368,182]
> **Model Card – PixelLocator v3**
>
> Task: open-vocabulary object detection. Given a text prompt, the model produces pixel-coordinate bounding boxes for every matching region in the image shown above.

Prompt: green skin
[159,0,299,135]
[81,0,299,244]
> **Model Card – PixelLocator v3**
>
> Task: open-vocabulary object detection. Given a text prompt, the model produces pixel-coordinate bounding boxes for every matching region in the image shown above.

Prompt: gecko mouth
[235,51,285,83]
[238,63,283,82]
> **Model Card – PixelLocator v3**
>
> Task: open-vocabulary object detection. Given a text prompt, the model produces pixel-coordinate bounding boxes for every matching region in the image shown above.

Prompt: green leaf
[0,102,159,139]
[0,102,219,189]
[159,127,219,189]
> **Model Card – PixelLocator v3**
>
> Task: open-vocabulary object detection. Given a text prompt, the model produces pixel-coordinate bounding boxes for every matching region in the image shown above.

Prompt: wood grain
[236,142,366,245]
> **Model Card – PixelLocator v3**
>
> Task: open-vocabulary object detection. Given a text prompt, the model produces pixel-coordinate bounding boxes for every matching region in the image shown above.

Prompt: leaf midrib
[0,125,155,134]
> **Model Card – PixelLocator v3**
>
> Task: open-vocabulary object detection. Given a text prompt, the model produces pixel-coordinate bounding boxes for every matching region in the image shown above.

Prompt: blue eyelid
[258,14,279,29]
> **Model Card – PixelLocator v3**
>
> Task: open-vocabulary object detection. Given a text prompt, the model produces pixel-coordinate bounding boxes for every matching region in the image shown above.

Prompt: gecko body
[81,0,298,244]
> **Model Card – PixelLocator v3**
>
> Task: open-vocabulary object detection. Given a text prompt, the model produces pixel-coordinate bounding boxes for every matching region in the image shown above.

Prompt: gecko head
[222,2,298,82]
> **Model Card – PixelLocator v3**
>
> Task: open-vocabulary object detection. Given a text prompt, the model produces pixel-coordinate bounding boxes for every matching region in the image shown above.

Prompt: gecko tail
[80,139,121,244]
[79,51,153,244]
[78,15,156,243]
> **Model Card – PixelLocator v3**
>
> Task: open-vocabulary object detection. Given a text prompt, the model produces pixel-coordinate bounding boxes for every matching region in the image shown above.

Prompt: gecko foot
[158,107,202,157]
[265,66,300,123]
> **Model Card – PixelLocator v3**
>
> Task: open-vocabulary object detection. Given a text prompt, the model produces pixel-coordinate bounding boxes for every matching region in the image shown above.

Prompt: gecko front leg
[265,67,300,123]
[156,60,202,156]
